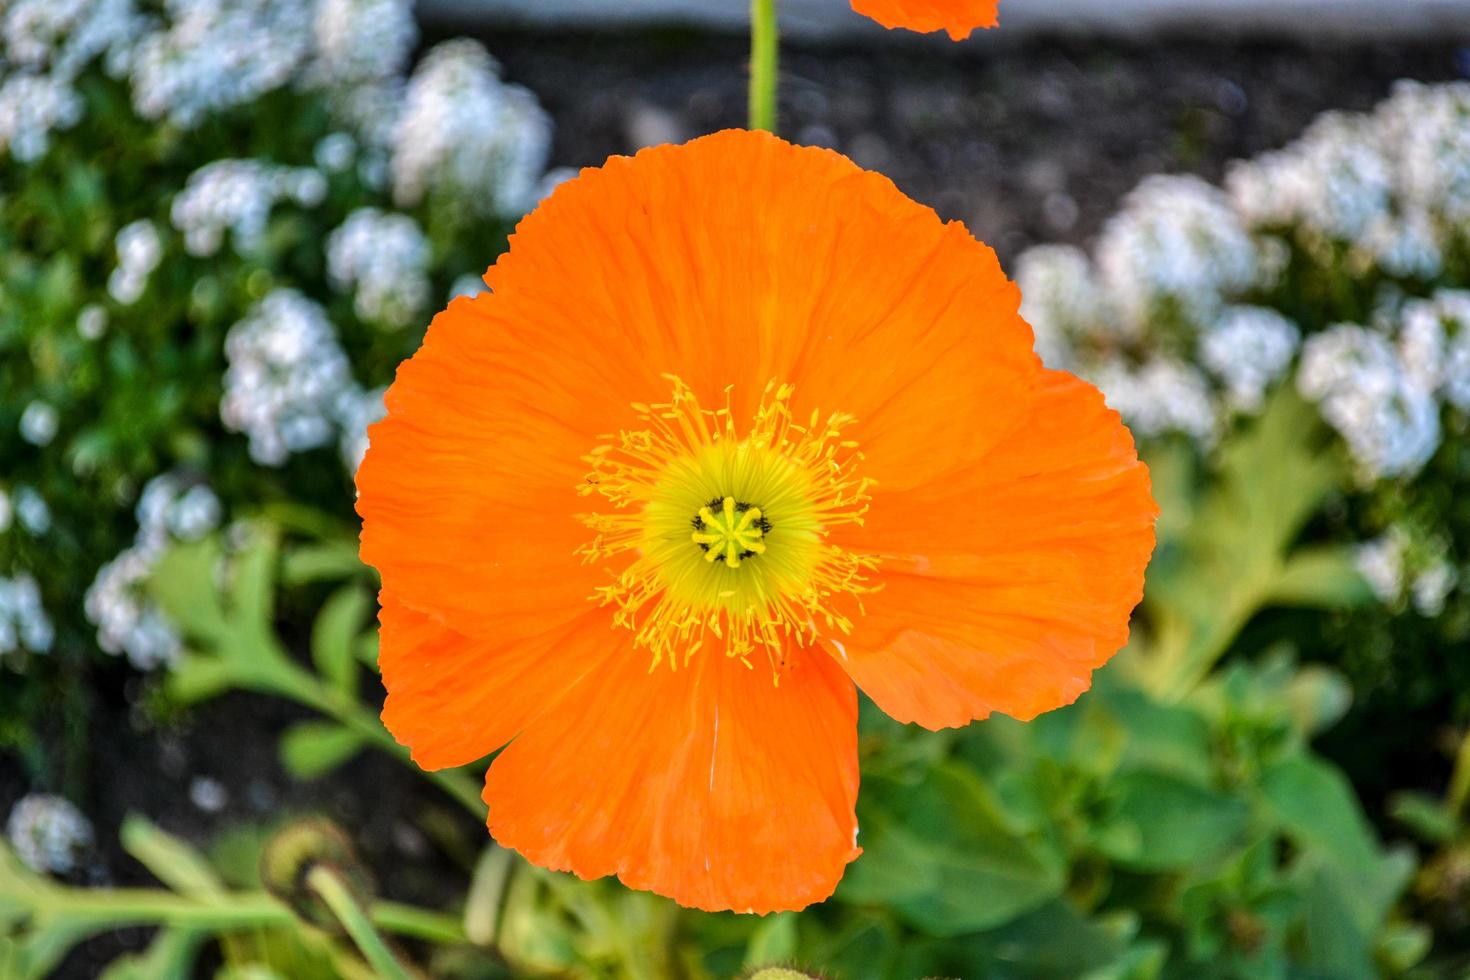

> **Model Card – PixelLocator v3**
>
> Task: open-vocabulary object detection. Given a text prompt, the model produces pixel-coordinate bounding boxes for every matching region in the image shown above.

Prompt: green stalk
[749,0,779,132]
[1446,725,1470,818]
[306,866,413,980]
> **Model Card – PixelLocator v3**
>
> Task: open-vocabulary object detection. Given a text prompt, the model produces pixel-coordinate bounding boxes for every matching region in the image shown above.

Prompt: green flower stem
[1446,725,1470,817]
[749,0,779,131]
[306,865,413,980]
[21,886,462,943]
[373,901,468,945]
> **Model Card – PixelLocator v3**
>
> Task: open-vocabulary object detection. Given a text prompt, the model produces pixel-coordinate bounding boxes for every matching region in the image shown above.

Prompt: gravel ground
[32,29,1469,977]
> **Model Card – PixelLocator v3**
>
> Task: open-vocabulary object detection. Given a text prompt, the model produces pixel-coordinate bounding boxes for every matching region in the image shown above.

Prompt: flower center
[691,497,770,567]
[576,377,878,673]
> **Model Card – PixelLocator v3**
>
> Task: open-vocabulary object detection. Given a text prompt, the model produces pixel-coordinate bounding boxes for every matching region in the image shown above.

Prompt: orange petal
[378,594,618,770]
[831,370,1157,729]
[485,129,1038,492]
[850,0,1000,39]
[484,641,861,913]
[356,295,618,641]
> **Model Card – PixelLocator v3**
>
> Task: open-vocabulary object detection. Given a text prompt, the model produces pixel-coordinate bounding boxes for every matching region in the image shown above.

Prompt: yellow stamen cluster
[576,376,878,674]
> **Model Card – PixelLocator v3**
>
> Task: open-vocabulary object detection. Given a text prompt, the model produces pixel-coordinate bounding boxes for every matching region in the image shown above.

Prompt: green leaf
[1261,754,1413,930]
[281,541,367,586]
[148,539,229,642]
[1268,546,1373,608]
[120,816,225,899]
[1094,770,1250,871]
[311,585,371,695]
[279,720,366,780]
[1387,791,1458,844]
[743,912,799,970]
[97,929,205,980]
[838,762,1065,935]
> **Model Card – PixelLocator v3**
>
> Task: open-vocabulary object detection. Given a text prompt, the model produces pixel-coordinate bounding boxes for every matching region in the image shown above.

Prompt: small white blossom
[391,39,552,217]
[19,400,58,447]
[1298,324,1441,479]
[1355,531,1407,605]
[326,208,430,328]
[0,574,54,657]
[1200,306,1301,413]
[448,273,488,301]
[136,473,221,548]
[171,160,326,257]
[3,0,144,80]
[220,290,355,466]
[0,72,83,162]
[6,795,91,874]
[13,487,50,536]
[108,219,163,305]
[1088,358,1216,444]
[1096,175,1257,335]
[1412,559,1458,617]
[335,385,386,475]
[314,132,357,173]
[76,304,108,340]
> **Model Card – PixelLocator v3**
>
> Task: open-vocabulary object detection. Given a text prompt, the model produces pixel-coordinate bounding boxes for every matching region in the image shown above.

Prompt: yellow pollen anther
[691,497,768,568]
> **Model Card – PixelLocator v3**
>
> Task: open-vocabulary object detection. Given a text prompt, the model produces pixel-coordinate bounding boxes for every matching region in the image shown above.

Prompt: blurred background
[4,1,1470,977]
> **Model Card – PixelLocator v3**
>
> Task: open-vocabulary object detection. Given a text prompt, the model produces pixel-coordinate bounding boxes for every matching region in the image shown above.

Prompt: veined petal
[484,639,861,913]
[831,370,1157,729]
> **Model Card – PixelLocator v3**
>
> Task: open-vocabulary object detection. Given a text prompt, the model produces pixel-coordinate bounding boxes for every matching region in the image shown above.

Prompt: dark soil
[10,27,1468,978]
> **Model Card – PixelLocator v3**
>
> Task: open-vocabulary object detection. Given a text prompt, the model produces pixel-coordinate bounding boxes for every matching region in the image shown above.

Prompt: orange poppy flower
[357,129,1156,914]
[850,0,999,40]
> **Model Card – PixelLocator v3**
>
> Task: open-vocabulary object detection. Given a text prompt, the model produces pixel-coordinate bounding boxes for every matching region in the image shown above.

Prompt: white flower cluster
[0,0,142,161]
[108,218,163,304]
[1018,82,1470,469]
[391,39,553,218]
[1088,358,1216,445]
[130,0,313,126]
[0,72,81,162]
[1200,306,1301,413]
[326,208,431,328]
[1297,324,1440,480]
[1397,290,1470,412]
[0,574,54,658]
[5,794,92,874]
[310,0,416,89]
[170,159,326,257]
[1355,528,1459,617]
[219,289,385,475]
[1227,80,1470,280]
[1097,175,1259,334]
[221,290,354,466]
[84,472,221,671]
